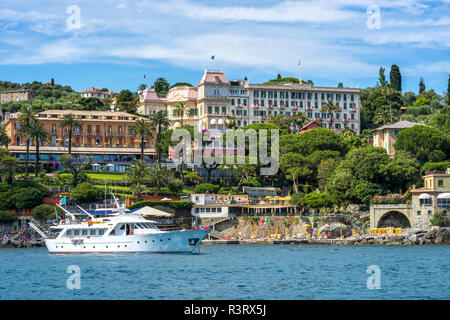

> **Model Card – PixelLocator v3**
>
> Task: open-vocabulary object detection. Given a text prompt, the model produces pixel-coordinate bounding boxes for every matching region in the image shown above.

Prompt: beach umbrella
[92,163,100,166]
[106,163,114,167]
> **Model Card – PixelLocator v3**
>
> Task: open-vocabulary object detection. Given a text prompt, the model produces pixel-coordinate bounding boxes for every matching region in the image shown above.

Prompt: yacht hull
[45,228,210,254]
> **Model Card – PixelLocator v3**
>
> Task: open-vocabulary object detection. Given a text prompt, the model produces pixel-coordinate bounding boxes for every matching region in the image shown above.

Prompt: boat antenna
[76,205,95,219]
[57,204,76,220]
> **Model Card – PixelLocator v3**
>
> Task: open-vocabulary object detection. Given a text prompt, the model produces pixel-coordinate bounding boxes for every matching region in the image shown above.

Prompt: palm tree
[27,122,49,177]
[130,119,154,161]
[125,160,148,186]
[148,164,170,196]
[373,106,392,125]
[174,102,189,127]
[382,83,396,124]
[60,113,81,154]
[149,111,170,162]
[17,105,37,177]
[292,112,309,131]
[225,115,237,129]
[320,100,342,130]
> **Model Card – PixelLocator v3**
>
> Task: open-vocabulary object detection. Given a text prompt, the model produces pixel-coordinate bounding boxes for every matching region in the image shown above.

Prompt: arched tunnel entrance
[377,211,411,228]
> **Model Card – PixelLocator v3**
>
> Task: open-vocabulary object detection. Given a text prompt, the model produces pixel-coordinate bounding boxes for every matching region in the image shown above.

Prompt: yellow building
[371,121,417,157]
[3,110,156,170]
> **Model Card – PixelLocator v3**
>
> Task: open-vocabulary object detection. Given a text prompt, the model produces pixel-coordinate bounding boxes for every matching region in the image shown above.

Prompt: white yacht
[33,200,210,254]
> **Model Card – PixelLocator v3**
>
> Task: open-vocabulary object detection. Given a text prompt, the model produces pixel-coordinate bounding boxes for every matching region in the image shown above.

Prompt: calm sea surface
[1,245,449,300]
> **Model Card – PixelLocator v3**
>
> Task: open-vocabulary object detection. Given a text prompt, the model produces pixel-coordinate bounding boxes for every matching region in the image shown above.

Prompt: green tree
[394,125,450,163]
[60,113,81,154]
[419,77,426,95]
[280,153,312,193]
[0,156,19,184]
[130,119,154,161]
[0,125,11,148]
[117,89,138,113]
[320,100,342,129]
[430,211,450,227]
[59,154,87,187]
[152,78,170,97]
[174,102,189,127]
[303,192,333,208]
[125,160,148,188]
[33,204,61,220]
[17,105,37,177]
[390,64,402,92]
[27,122,49,177]
[70,182,103,203]
[378,67,386,87]
[167,179,184,194]
[317,158,339,191]
[14,187,43,209]
[150,110,170,162]
[147,164,170,196]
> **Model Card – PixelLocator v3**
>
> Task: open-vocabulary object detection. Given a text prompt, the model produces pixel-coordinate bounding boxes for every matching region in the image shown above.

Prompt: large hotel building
[139,70,361,134]
[3,110,156,171]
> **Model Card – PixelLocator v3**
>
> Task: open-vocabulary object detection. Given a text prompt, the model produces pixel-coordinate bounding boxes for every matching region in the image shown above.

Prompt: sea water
[0,245,449,299]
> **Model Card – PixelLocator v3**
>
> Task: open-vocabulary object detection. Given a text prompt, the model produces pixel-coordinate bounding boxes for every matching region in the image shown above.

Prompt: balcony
[86,131,103,135]
[106,132,125,136]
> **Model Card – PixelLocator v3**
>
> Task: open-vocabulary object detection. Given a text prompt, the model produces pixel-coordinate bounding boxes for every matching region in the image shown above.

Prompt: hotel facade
[3,110,156,171]
[139,70,361,135]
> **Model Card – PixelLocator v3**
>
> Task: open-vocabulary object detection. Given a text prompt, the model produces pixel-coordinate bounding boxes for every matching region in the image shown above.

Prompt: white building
[139,70,361,134]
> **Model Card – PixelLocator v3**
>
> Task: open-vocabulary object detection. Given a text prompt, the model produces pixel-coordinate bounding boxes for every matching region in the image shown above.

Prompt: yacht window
[73,230,80,235]
[120,224,125,230]
[135,223,144,229]
[82,229,88,235]
[90,229,97,235]
[65,230,72,236]
[109,229,115,236]
[98,229,105,235]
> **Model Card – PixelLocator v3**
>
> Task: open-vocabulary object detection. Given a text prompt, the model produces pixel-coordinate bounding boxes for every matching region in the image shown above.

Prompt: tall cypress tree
[390,64,402,92]
[378,67,386,87]
[419,77,426,95]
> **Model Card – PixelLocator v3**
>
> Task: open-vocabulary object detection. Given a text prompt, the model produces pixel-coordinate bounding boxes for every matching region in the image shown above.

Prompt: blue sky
[0,0,449,95]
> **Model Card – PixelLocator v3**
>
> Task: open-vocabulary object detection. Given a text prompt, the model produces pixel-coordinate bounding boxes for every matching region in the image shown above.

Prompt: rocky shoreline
[202,227,450,245]
[0,239,45,248]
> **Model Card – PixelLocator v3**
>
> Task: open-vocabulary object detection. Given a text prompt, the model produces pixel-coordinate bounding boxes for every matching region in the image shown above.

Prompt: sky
[0,0,449,94]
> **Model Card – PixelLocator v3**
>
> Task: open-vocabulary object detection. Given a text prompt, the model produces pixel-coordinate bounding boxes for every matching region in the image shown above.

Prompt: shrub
[303,192,333,208]
[0,210,18,223]
[32,204,62,220]
[371,194,405,204]
[422,161,450,173]
[167,179,184,194]
[70,182,103,203]
[194,183,220,194]
[430,211,450,227]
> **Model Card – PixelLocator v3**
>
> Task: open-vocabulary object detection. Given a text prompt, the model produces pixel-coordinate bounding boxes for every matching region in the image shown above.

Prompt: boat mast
[57,204,76,220]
